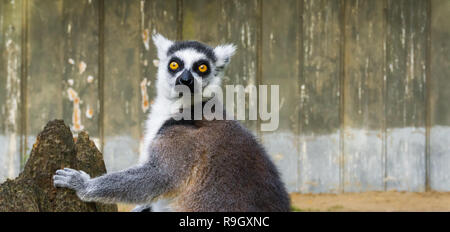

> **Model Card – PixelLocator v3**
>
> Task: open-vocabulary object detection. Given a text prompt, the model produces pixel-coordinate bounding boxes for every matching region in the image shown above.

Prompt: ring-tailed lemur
[53,34,290,212]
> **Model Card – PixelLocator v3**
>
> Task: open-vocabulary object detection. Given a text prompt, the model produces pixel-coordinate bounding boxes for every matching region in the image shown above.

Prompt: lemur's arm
[53,161,172,204]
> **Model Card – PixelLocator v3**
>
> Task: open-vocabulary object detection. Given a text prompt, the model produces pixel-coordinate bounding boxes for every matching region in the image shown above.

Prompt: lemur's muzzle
[176,70,195,93]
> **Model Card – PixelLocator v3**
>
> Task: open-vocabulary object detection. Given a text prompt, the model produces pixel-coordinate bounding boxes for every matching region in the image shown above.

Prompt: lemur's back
[151,117,290,212]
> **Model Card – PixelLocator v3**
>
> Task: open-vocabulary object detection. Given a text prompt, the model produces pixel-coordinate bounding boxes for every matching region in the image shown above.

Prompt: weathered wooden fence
[1,0,449,193]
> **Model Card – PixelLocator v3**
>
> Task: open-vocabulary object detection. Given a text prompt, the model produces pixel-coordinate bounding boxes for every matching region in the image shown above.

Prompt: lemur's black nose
[176,70,194,92]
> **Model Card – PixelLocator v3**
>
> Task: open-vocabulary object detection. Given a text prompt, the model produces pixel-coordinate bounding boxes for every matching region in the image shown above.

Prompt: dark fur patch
[157,118,196,135]
[157,101,215,135]
[167,41,217,63]
[192,59,211,77]
[168,57,184,74]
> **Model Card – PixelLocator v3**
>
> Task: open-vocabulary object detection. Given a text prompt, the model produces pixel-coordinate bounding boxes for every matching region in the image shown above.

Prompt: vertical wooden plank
[0,0,22,181]
[28,0,100,164]
[218,0,259,133]
[385,0,427,191]
[261,0,300,192]
[103,0,141,171]
[0,0,4,133]
[343,0,385,192]
[299,0,341,193]
[430,0,450,191]
[182,0,220,44]
[62,0,100,146]
[27,0,64,153]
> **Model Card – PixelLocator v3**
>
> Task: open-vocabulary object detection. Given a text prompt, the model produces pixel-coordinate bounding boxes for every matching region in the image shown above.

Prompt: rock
[0,120,117,212]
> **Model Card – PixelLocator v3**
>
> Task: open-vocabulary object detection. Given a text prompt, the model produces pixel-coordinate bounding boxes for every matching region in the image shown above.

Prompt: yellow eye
[198,64,208,73]
[169,61,179,70]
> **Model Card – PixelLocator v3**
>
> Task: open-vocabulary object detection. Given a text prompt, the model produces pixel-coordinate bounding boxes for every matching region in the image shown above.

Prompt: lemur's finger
[53,180,70,188]
[58,168,81,176]
[63,167,77,172]
[55,169,72,176]
[53,175,69,182]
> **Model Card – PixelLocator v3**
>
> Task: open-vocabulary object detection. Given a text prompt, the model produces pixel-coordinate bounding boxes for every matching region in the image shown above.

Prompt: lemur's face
[152,34,236,100]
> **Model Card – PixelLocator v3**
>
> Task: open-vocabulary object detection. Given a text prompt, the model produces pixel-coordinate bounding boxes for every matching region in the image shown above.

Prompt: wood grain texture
[261,0,300,192]
[343,0,385,192]
[182,0,220,44]
[218,0,259,132]
[385,0,427,191]
[27,0,64,138]
[299,0,342,193]
[0,0,22,181]
[61,0,100,144]
[0,0,4,133]
[430,0,450,191]
[103,0,142,171]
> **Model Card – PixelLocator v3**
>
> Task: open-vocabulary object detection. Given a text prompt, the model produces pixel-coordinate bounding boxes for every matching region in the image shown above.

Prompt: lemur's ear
[152,33,174,60]
[214,44,236,68]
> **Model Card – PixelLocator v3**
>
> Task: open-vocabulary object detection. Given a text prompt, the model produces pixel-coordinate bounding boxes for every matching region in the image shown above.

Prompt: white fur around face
[156,48,224,100]
[173,49,207,70]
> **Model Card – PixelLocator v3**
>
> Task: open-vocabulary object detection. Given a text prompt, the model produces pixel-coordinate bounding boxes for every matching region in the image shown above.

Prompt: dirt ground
[290,191,450,212]
[118,191,450,212]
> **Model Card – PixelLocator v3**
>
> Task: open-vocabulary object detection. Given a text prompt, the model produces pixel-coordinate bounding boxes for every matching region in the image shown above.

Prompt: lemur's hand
[53,168,90,194]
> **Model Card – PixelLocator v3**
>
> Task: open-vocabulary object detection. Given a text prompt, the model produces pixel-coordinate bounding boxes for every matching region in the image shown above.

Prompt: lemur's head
[152,33,236,100]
